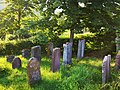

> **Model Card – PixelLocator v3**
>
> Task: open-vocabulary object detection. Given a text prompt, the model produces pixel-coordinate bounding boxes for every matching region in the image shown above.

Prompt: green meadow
[0,56,120,90]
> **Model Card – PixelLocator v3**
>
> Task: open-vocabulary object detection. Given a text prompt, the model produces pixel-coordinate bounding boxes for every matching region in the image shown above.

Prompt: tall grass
[0,56,119,90]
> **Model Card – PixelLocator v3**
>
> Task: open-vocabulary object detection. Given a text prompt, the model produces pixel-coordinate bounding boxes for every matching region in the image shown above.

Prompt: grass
[59,30,94,39]
[0,56,119,90]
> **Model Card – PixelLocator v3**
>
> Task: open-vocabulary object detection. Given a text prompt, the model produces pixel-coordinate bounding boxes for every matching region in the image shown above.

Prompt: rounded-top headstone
[27,57,41,85]
[12,57,22,69]
[22,49,30,58]
[6,55,15,63]
[31,46,41,61]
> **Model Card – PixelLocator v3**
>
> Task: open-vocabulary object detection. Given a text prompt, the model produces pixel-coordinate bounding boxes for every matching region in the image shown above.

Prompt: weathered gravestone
[31,46,41,62]
[102,55,111,84]
[77,39,85,60]
[102,56,107,84]
[12,57,22,69]
[67,42,72,65]
[47,42,53,58]
[22,49,30,58]
[6,55,15,63]
[115,50,120,71]
[106,55,111,81]
[63,42,72,65]
[27,57,41,85]
[51,48,60,72]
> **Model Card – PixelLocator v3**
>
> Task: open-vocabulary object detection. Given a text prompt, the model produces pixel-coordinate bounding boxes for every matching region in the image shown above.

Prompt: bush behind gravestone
[0,31,116,57]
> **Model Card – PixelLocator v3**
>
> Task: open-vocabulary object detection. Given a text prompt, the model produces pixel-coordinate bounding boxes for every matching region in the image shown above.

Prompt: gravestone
[31,46,41,62]
[77,39,85,60]
[106,55,111,80]
[12,57,22,69]
[102,56,107,84]
[27,57,41,85]
[63,42,72,65]
[67,42,72,65]
[51,48,60,72]
[6,55,15,63]
[115,50,120,71]
[102,55,111,84]
[47,42,53,58]
[22,49,30,58]
[63,44,68,65]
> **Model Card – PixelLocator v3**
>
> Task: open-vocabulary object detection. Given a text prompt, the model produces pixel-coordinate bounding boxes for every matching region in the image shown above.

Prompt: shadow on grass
[30,79,61,90]
[41,58,51,69]
[17,67,27,72]
[0,68,13,86]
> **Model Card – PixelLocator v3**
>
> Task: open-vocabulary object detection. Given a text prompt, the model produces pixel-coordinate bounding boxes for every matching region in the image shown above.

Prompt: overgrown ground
[0,56,120,90]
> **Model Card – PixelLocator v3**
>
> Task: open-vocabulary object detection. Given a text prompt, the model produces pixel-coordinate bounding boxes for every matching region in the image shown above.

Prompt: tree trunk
[70,29,74,44]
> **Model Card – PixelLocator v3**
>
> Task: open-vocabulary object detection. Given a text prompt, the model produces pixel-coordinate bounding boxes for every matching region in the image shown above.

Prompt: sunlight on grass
[59,30,94,39]
[0,56,118,90]
[78,57,102,67]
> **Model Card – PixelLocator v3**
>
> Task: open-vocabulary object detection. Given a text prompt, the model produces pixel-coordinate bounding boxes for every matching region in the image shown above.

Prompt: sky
[0,5,6,10]
[0,0,6,10]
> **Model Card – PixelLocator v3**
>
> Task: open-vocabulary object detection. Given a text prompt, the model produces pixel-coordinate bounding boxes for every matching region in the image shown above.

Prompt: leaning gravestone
[115,50,120,71]
[77,39,85,60]
[63,42,72,65]
[51,48,60,72]
[102,55,111,84]
[31,46,41,62]
[12,57,22,69]
[22,49,30,58]
[6,55,15,63]
[27,57,41,85]
[47,42,53,58]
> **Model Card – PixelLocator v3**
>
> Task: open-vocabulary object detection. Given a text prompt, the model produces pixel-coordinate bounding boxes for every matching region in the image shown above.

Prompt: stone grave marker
[106,55,111,81]
[63,42,72,65]
[102,55,111,84]
[31,46,41,62]
[67,42,72,65]
[63,43,68,66]
[12,57,22,69]
[22,49,30,58]
[51,48,60,72]
[102,56,107,84]
[77,39,85,60]
[115,50,120,71]
[6,55,15,63]
[47,42,53,58]
[27,57,41,85]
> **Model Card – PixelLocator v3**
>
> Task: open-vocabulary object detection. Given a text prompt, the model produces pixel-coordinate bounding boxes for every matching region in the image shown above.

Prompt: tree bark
[70,29,74,44]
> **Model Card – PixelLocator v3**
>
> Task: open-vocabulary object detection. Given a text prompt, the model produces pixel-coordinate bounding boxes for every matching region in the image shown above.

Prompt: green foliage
[37,0,120,38]
[0,0,40,40]
[0,31,116,57]
[30,31,48,45]
[0,40,34,55]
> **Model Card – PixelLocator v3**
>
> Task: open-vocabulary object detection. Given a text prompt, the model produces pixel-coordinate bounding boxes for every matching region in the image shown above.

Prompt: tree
[37,0,120,43]
[0,0,40,39]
